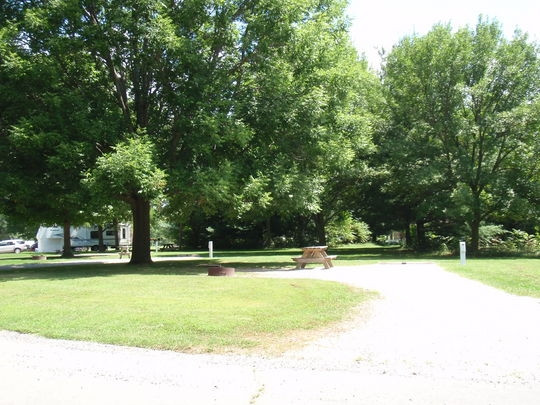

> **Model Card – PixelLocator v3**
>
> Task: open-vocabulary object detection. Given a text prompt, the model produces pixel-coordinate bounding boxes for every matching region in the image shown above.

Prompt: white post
[155,239,159,253]
[459,241,466,265]
[208,241,214,258]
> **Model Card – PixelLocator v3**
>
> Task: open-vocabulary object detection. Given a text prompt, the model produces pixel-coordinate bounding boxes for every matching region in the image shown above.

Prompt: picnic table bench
[118,245,131,259]
[292,246,337,269]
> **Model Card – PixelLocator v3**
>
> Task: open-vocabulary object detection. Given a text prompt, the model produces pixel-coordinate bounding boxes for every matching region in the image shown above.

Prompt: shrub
[479,224,508,247]
[479,226,539,256]
[327,214,371,245]
[350,220,372,243]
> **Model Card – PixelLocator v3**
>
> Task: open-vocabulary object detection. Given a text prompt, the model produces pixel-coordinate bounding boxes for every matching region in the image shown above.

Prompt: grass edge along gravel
[0,262,376,354]
[438,257,540,298]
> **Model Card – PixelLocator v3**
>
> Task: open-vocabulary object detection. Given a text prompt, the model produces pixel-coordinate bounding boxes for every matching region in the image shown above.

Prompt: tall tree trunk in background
[129,196,152,264]
[262,217,272,248]
[469,194,482,255]
[405,224,412,248]
[469,190,482,256]
[470,217,480,256]
[415,221,427,251]
[314,212,327,246]
[61,219,74,258]
[97,224,105,252]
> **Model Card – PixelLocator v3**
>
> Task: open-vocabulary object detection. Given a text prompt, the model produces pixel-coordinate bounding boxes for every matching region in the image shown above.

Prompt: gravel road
[1,263,539,404]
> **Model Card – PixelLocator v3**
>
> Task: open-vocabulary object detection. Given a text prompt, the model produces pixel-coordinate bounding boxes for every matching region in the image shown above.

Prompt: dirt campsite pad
[1,263,539,404]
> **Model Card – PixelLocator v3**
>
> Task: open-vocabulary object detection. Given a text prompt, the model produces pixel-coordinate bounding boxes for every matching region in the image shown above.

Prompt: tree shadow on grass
[333,245,463,263]
[0,260,208,282]
[0,245,466,282]
[0,257,343,281]
[0,253,121,266]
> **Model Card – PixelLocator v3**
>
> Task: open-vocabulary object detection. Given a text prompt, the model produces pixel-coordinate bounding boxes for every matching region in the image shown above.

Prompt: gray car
[0,239,28,254]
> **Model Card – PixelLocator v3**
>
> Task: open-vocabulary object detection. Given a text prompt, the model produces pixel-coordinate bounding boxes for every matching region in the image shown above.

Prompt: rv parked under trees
[36,224,131,253]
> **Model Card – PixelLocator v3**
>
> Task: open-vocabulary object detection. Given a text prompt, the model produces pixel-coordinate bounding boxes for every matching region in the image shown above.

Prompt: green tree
[381,20,540,253]
[216,1,380,245]
[2,0,380,257]
[87,137,166,264]
[0,7,117,256]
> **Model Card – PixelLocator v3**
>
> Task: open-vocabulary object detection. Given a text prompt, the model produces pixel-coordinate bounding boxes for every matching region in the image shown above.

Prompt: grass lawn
[0,243,430,269]
[0,251,121,266]
[438,258,540,298]
[1,244,537,352]
[0,261,374,353]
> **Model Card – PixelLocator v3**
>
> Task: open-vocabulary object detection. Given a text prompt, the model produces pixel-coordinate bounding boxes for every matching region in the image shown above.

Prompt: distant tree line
[1,2,538,261]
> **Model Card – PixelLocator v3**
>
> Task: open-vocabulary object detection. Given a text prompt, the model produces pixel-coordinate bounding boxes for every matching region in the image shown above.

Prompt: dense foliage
[1,4,538,256]
[373,20,540,254]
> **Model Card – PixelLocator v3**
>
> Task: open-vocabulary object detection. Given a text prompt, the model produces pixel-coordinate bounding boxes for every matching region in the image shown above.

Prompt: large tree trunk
[415,221,427,251]
[470,206,481,256]
[61,220,74,258]
[405,223,412,248]
[470,218,480,256]
[469,190,482,256]
[129,196,152,264]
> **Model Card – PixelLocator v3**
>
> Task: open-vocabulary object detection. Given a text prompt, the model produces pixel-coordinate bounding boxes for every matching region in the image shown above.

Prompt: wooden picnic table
[118,245,131,259]
[292,246,337,269]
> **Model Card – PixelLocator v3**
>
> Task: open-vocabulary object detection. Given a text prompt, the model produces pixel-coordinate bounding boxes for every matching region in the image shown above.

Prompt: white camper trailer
[36,224,131,253]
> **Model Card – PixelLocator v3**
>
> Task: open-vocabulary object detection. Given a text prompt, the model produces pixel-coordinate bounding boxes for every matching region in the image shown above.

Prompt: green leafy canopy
[86,135,167,203]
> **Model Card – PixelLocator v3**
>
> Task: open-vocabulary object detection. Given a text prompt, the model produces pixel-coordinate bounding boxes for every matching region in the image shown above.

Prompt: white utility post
[459,241,466,265]
[208,241,214,258]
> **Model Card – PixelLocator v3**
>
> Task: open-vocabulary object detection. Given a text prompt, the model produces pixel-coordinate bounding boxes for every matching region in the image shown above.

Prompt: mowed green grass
[0,243,417,269]
[0,251,120,266]
[439,258,540,298]
[1,244,537,353]
[0,262,373,352]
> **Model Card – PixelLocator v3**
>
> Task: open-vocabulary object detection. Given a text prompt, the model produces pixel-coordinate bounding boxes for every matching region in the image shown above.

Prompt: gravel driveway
[1,263,539,404]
